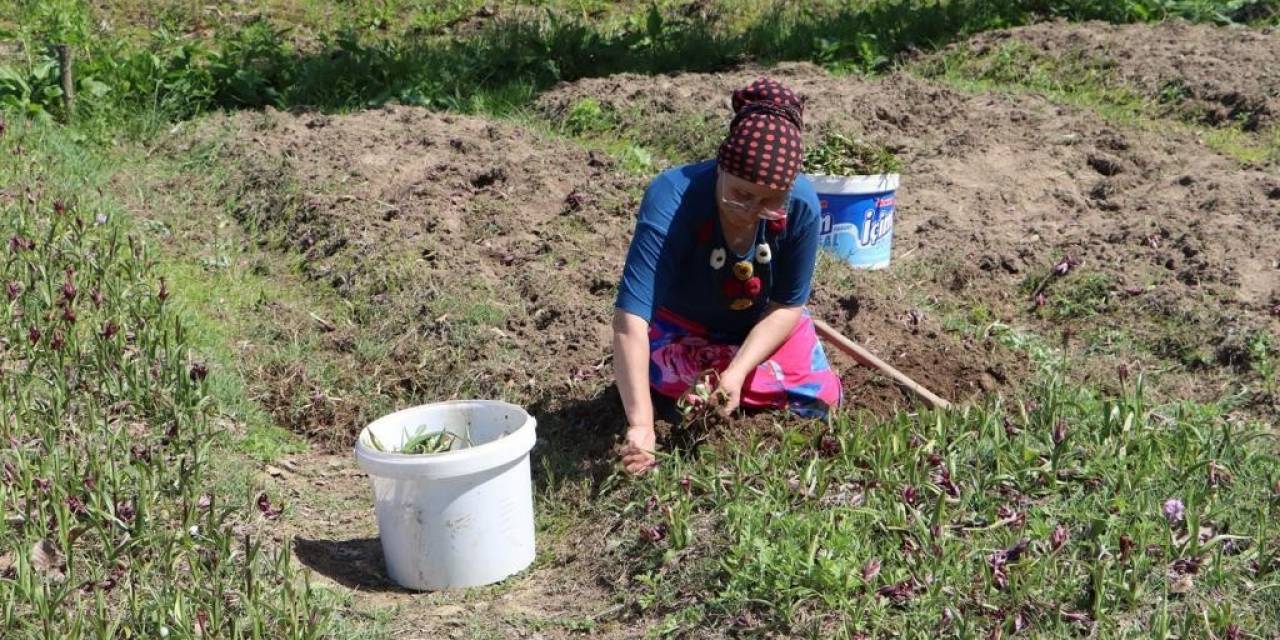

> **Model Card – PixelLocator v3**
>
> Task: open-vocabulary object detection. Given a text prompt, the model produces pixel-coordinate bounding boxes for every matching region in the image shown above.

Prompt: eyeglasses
[719,187,791,218]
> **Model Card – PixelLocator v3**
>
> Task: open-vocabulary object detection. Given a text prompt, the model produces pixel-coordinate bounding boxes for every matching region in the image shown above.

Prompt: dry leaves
[31,538,65,580]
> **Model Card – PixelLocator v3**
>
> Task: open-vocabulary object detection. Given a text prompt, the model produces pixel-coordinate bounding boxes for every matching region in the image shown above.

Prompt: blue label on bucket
[818,191,895,269]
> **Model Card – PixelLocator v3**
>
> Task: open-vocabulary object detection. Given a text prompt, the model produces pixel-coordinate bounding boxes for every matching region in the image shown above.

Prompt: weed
[0,117,335,637]
[804,130,903,176]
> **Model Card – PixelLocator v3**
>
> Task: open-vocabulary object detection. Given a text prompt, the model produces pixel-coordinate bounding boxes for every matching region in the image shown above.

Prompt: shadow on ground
[293,537,415,593]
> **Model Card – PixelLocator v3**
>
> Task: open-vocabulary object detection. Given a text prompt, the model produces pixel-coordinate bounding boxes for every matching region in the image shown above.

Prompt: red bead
[696,221,713,244]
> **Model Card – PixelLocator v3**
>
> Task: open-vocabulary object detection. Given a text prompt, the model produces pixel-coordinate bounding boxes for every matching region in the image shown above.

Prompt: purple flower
[115,500,135,524]
[818,435,840,457]
[101,321,119,340]
[1002,417,1021,437]
[901,485,918,506]
[256,493,282,520]
[189,362,208,382]
[61,271,77,302]
[1052,421,1068,446]
[129,445,152,464]
[27,326,41,346]
[1004,509,1026,529]
[1034,292,1047,308]
[1050,524,1070,552]
[640,523,667,544]
[5,281,19,300]
[1118,535,1135,560]
[1163,498,1185,524]
[53,201,66,215]
[1054,255,1081,276]
[877,579,917,603]
[66,495,86,515]
[932,467,961,498]
[862,558,882,581]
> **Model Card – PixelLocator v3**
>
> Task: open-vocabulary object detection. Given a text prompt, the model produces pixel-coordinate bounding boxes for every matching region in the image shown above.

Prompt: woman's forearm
[725,304,802,379]
[612,309,654,431]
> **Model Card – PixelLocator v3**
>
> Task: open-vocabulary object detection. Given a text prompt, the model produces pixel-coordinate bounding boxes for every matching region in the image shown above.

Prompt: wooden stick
[55,44,74,121]
[813,318,952,411]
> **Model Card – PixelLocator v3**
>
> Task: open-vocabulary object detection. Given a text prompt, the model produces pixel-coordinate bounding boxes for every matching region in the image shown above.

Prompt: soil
[194,96,1018,457]
[537,60,1280,401]
[253,452,637,639]
[957,19,1280,131]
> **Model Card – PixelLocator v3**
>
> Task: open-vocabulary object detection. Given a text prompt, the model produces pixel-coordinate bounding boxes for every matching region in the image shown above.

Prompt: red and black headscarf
[716,77,805,190]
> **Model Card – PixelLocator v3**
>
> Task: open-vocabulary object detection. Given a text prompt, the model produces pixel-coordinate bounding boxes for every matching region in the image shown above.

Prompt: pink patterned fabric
[648,307,841,417]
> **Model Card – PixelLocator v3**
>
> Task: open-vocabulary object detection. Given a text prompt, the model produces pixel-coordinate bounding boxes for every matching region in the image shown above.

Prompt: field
[2,1,1280,638]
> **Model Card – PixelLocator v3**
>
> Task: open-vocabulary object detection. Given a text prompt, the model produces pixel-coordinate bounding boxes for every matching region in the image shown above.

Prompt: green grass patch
[6,1,1279,136]
[0,112,347,637]
[608,373,1280,637]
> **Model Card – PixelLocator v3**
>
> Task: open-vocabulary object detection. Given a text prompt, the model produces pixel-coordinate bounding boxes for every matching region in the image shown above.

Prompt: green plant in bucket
[368,425,473,454]
[804,131,902,176]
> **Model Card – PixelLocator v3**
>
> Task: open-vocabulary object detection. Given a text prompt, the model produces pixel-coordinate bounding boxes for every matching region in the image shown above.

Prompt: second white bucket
[353,400,537,591]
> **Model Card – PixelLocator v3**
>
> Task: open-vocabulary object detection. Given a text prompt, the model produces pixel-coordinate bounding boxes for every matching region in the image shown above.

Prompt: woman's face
[716,169,790,228]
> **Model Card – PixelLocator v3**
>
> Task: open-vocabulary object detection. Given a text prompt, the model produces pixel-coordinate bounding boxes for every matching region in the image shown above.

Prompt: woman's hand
[714,367,747,416]
[620,424,657,474]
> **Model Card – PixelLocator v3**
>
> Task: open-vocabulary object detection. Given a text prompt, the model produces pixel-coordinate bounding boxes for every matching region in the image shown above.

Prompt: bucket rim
[353,399,537,479]
[806,172,900,195]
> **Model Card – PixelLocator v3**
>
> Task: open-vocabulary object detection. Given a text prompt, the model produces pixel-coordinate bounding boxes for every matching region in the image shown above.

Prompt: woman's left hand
[714,367,747,416]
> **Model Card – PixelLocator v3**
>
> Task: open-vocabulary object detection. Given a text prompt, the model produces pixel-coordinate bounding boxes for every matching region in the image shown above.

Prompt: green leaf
[646,5,664,41]
[0,65,31,95]
[80,77,110,97]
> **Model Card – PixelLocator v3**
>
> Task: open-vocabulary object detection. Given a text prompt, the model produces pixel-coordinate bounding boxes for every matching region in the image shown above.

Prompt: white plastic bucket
[353,400,537,591]
[808,173,901,269]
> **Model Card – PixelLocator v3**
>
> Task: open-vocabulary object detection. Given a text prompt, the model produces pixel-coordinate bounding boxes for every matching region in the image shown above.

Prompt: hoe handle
[813,318,953,411]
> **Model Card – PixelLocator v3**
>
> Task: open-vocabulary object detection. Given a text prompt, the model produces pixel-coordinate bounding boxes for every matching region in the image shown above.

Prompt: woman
[613,77,842,474]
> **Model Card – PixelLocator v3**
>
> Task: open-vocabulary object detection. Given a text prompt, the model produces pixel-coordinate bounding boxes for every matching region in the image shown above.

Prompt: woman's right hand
[620,424,657,474]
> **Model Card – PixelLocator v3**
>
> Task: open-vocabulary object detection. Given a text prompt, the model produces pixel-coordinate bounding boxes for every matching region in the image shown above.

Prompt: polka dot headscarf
[716,77,805,190]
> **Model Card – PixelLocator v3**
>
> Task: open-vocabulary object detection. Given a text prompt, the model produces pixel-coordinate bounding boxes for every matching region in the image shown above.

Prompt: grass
[0,116,356,637]
[5,0,1279,136]
[607,371,1280,638]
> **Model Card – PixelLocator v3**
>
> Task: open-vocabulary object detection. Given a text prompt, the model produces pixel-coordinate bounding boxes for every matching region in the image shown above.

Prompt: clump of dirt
[959,19,1280,130]
[538,59,1280,407]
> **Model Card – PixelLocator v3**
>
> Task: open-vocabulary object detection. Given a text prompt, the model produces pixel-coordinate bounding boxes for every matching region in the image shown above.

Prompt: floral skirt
[648,307,842,418]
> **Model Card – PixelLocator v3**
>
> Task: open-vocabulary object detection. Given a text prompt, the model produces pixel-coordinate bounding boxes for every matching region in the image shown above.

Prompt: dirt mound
[199,105,644,454]
[959,20,1280,130]
[197,97,1014,459]
[538,63,1280,401]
